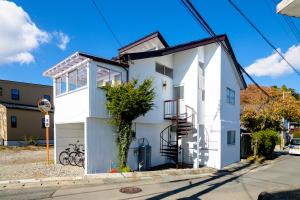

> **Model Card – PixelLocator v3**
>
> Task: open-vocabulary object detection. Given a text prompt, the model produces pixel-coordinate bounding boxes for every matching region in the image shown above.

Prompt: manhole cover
[119,186,142,194]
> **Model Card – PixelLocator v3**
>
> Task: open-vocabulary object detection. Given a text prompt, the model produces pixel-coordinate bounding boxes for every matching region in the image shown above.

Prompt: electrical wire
[270,0,300,43]
[90,0,122,47]
[228,0,300,77]
[180,0,274,100]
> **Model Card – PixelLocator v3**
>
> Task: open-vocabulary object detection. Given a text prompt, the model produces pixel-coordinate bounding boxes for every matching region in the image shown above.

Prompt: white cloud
[53,31,70,50]
[245,45,300,77]
[0,1,70,65]
[0,0,49,64]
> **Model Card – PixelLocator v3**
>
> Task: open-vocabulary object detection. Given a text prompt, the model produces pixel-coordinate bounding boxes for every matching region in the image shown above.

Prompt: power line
[90,0,122,47]
[264,0,296,44]
[228,0,300,77]
[180,0,274,100]
[270,0,300,43]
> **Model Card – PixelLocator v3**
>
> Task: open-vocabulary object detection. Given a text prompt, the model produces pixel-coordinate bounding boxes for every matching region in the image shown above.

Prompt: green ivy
[103,79,155,168]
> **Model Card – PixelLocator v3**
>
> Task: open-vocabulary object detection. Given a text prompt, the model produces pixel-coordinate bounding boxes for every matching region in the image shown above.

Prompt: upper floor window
[56,74,67,96]
[44,95,51,102]
[155,63,173,78]
[11,89,19,100]
[68,65,87,92]
[11,116,17,128]
[96,66,121,87]
[226,87,235,105]
[227,130,236,145]
[0,87,2,96]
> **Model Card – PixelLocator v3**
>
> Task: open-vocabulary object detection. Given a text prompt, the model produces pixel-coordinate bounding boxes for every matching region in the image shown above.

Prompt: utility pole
[281,90,291,150]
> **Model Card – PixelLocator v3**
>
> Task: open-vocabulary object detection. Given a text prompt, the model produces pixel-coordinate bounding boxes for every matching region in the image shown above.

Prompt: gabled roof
[121,34,227,60]
[121,34,247,89]
[118,31,169,54]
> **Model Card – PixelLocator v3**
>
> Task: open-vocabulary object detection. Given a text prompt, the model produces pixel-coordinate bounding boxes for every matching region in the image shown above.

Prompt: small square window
[44,95,51,102]
[11,116,17,128]
[11,89,19,100]
[227,130,236,145]
[226,87,235,105]
[155,63,173,78]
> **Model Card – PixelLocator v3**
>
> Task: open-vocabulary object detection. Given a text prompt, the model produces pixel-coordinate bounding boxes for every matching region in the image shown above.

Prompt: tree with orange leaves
[241,84,300,132]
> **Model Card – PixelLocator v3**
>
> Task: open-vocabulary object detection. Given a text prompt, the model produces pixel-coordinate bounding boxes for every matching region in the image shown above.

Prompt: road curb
[0,167,217,189]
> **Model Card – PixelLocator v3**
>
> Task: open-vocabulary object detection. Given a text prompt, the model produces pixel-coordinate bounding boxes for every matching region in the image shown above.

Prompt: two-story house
[43,32,246,174]
[0,80,54,146]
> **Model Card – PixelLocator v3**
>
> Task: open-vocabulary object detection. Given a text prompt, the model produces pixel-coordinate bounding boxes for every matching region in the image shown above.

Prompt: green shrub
[293,131,300,138]
[251,129,279,157]
[21,136,39,146]
[120,166,131,173]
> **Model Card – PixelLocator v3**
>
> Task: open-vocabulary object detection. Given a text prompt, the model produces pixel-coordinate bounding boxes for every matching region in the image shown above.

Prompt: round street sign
[38,99,51,114]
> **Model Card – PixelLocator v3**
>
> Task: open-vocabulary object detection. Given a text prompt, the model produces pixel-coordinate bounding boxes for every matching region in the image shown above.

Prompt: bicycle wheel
[75,152,85,168]
[69,152,77,166]
[59,151,70,165]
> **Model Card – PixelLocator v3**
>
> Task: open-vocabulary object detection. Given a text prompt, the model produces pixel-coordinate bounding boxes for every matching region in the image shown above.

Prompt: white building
[277,0,300,18]
[43,32,247,174]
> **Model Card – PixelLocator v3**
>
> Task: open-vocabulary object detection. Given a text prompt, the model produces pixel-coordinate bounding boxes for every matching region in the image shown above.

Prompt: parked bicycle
[59,141,85,168]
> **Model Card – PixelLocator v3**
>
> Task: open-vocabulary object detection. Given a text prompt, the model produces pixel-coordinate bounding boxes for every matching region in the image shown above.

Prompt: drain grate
[119,186,142,194]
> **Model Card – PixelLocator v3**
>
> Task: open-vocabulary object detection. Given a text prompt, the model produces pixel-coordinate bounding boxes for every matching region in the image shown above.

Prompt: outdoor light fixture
[163,80,167,88]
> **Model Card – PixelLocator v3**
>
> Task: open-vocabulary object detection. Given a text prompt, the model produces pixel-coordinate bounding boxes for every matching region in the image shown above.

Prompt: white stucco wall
[173,48,199,166]
[55,123,84,164]
[54,88,89,124]
[127,121,170,170]
[89,61,127,118]
[202,44,222,169]
[128,55,173,124]
[85,117,118,174]
[220,47,241,168]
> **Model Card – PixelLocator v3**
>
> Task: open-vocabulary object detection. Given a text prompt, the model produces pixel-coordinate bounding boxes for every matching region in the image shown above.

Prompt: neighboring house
[43,31,246,174]
[0,80,54,146]
[277,0,300,17]
[289,122,300,132]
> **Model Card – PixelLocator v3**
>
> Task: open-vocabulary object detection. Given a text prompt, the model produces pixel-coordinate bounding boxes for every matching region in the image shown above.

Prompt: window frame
[155,63,173,78]
[55,75,67,96]
[11,116,17,128]
[68,69,78,92]
[227,130,236,145]
[11,89,20,100]
[96,65,122,87]
[226,87,235,105]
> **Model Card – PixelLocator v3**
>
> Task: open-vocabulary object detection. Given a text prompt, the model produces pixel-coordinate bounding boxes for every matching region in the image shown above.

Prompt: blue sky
[0,0,300,91]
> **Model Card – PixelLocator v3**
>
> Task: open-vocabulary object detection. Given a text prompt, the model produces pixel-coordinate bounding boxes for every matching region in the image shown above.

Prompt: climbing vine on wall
[103,79,155,168]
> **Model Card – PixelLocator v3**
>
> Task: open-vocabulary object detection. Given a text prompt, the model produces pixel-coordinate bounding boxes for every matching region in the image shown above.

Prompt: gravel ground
[0,146,84,181]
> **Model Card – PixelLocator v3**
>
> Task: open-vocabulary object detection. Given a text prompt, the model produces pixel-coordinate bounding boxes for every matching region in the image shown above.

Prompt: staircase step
[177,123,193,127]
[161,151,178,155]
[177,127,193,130]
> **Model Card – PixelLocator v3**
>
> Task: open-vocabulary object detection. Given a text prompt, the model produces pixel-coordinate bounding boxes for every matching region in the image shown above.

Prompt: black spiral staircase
[160,100,195,164]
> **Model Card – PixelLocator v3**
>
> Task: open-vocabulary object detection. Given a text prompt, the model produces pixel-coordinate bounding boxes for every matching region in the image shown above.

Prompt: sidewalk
[0,160,256,190]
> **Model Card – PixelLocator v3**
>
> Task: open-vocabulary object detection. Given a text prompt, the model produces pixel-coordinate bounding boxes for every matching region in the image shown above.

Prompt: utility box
[137,138,151,171]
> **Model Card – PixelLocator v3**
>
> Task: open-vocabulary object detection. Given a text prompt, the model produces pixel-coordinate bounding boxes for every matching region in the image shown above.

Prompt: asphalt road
[1,153,300,200]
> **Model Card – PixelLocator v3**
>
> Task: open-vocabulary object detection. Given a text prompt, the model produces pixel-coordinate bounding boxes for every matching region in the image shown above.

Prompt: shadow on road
[147,162,258,200]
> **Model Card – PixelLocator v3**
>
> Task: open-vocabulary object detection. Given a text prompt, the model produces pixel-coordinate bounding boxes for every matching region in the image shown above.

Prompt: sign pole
[38,99,51,165]
[46,112,50,164]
